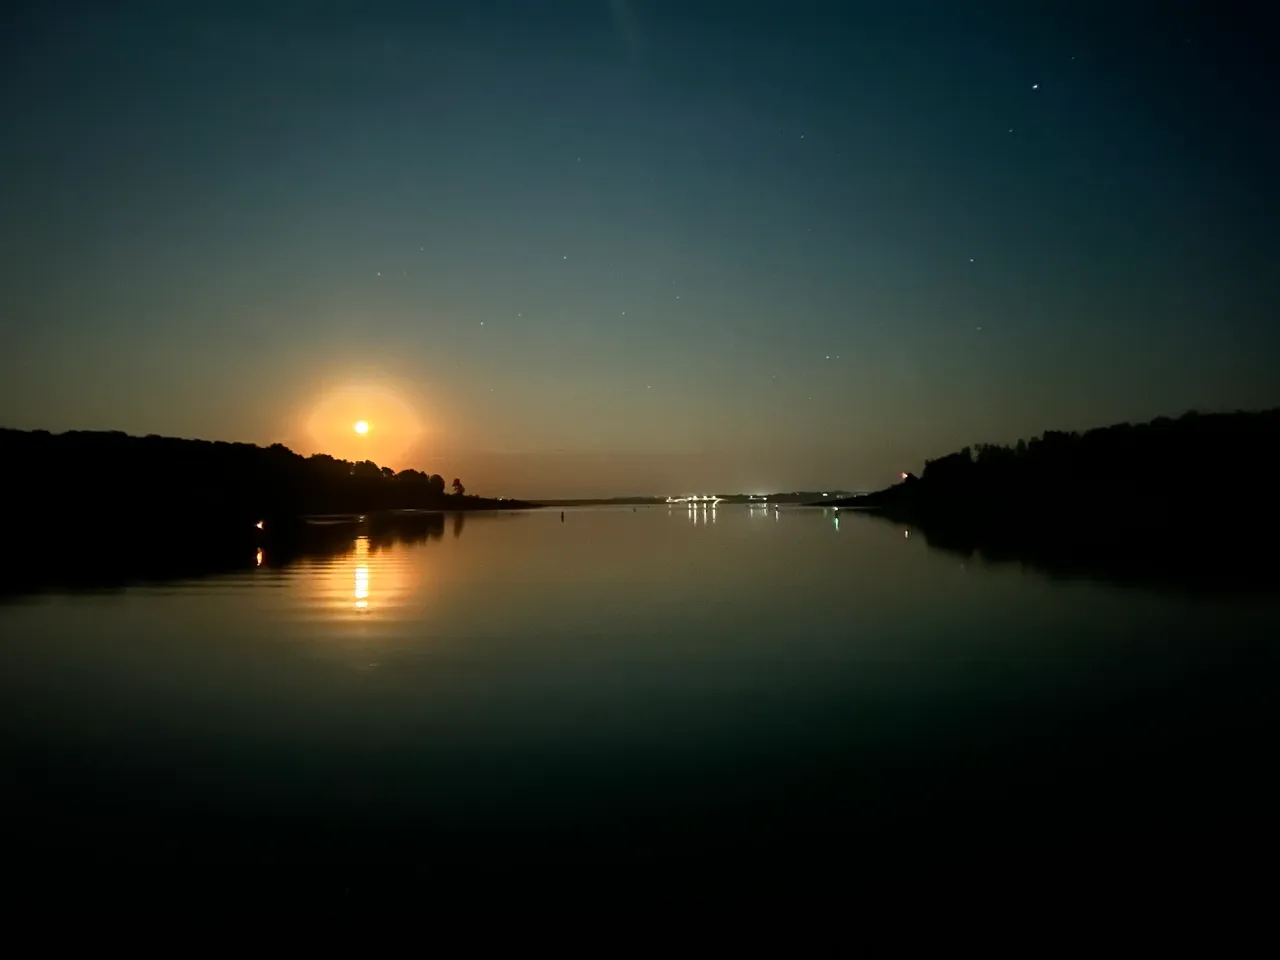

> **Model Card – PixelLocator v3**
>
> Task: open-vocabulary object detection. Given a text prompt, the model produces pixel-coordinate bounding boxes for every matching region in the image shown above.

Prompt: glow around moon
[304,380,426,467]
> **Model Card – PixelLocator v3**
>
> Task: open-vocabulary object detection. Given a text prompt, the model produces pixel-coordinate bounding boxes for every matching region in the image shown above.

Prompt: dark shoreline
[809,409,1280,597]
[1,426,543,595]
[4,506,533,598]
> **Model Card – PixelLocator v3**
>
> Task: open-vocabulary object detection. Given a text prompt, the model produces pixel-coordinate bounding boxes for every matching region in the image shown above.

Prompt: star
[969,258,975,262]
[563,255,567,260]
[1032,83,1039,90]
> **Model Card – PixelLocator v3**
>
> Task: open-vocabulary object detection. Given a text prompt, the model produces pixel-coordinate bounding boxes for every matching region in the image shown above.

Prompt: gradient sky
[3,1,1277,497]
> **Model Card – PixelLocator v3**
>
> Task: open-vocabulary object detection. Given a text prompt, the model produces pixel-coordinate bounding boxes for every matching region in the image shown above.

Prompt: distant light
[904,530,910,539]
[255,521,264,530]
[822,492,828,497]
[256,548,263,566]
[901,472,909,480]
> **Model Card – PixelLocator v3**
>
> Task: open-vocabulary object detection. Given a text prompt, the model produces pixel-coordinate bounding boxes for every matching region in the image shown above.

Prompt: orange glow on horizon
[303,380,427,468]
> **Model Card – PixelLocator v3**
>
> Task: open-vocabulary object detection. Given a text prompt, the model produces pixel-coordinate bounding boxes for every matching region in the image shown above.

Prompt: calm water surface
[3,505,1277,864]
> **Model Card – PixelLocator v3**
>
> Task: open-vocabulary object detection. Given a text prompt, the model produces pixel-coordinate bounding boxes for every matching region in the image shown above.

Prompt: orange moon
[304,381,426,467]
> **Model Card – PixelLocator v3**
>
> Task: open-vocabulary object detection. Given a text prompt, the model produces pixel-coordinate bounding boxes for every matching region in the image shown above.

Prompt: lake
[2,504,1278,867]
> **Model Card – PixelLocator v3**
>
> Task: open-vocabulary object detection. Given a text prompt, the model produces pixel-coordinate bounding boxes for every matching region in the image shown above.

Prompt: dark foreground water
[2,505,1278,868]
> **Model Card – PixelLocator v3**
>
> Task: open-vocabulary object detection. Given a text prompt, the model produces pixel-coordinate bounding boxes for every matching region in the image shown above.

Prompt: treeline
[851,408,1280,528]
[0,428,516,533]
[836,409,1280,593]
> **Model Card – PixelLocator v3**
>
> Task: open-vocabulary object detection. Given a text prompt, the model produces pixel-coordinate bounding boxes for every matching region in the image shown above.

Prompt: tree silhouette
[0,428,525,543]
[859,408,1280,527]
[452,478,465,496]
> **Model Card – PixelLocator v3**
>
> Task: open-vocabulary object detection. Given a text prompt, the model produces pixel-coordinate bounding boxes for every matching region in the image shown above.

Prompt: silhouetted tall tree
[452,478,465,496]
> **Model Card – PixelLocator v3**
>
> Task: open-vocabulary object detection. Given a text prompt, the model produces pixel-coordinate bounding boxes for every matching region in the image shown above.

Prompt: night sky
[3,2,1276,497]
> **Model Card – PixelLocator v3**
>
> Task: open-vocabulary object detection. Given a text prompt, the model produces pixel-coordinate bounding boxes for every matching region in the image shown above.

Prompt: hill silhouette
[0,428,532,581]
[827,409,1280,592]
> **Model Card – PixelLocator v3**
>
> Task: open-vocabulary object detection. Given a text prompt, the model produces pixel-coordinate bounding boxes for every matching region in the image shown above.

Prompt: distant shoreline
[1,427,540,524]
[803,408,1280,593]
[536,492,858,507]
[814,408,1280,518]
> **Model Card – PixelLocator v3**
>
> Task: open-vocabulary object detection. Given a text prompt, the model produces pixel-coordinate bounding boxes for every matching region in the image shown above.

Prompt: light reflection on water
[2,505,1279,861]
[353,537,369,610]
[685,501,716,524]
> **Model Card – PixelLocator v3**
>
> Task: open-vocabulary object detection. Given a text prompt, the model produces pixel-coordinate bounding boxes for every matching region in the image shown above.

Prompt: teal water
[2,505,1277,864]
